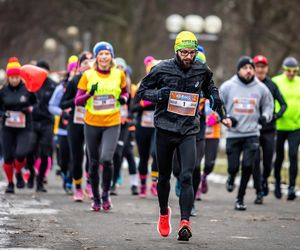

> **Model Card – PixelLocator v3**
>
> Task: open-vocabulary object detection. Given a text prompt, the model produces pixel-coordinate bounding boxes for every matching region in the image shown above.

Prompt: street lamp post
[165,14,222,41]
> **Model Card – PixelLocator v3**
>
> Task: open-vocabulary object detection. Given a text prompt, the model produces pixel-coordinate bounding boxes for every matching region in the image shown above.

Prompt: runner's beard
[176,54,195,69]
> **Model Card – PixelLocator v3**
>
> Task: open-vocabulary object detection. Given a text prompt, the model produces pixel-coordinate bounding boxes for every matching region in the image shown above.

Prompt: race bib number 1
[167,91,199,116]
[5,111,26,128]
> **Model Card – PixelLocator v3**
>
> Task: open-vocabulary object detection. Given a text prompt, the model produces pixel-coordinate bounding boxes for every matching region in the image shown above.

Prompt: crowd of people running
[1,30,299,241]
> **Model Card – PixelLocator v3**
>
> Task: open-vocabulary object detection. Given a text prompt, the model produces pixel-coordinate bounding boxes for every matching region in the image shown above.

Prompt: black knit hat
[79,51,93,65]
[36,60,50,71]
[237,56,255,71]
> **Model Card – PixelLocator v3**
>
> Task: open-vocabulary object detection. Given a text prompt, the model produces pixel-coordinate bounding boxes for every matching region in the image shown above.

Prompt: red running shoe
[177,220,192,241]
[157,207,172,237]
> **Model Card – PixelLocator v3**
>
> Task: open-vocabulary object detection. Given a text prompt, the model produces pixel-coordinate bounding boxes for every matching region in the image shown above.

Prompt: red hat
[253,55,268,65]
[6,57,21,76]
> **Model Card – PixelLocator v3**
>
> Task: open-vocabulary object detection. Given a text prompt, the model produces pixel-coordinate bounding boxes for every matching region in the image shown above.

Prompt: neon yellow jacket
[272,74,300,131]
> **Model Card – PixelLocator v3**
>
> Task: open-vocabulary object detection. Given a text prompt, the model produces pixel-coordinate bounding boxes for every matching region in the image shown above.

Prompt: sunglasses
[283,66,299,74]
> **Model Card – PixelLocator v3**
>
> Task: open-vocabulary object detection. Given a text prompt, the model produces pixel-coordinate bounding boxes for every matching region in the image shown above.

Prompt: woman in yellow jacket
[75,42,128,211]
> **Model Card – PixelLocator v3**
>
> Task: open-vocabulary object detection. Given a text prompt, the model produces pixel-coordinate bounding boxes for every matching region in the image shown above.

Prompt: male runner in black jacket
[137,31,231,241]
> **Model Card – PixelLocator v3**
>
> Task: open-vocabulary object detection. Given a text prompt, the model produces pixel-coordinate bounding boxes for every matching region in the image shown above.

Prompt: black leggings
[84,124,120,201]
[58,135,71,179]
[174,139,204,201]
[253,130,275,192]
[203,139,219,175]
[112,124,129,185]
[226,136,259,200]
[68,123,86,187]
[274,130,300,188]
[27,123,53,183]
[123,131,137,175]
[2,127,31,163]
[156,128,196,221]
[135,126,157,176]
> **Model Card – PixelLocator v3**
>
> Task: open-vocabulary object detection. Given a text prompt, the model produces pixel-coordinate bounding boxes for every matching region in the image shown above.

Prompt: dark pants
[156,128,196,221]
[68,123,86,186]
[136,126,157,176]
[253,130,275,193]
[112,124,129,185]
[226,136,259,200]
[123,131,137,175]
[2,127,31,163]
[27,122,53,184]
[84,124,120,202]
[274,130,300,188]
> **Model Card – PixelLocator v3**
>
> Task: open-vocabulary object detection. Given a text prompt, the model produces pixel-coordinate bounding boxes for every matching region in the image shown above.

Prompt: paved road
[0,171,299,250]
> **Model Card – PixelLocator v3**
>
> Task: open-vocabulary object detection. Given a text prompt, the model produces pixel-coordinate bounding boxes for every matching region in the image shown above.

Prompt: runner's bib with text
[233,97,256,115]
[5,111,26,128]
[93,95,116,111]
[73,106,86,125]
[167,91,199,116]
[141,111,155,128]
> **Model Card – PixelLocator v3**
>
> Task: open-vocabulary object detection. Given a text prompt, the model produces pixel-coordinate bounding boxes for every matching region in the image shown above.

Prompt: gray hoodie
[220,75,274,138]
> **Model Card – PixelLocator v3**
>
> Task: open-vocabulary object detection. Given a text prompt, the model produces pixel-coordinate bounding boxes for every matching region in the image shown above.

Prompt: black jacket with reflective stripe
[137,57,220,136]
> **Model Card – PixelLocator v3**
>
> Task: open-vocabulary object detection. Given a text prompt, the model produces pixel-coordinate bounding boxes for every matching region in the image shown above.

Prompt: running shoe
[36,183,47,192]
[73,189,84,202]
[235,199,247,211]
[90,200,101,212]
[139,184,147,198]
[226,175,235,192]
[102,192,112,211]
[150,182,158,196]
[196,186,202,201]
[274,181,282,199]
[84,183,93,199]
[254,192,264,205]
[287,186,296,201]
[16,172,25,189]
[27,172,35,189]
[131,185,138,195]
[200,174,208,194]
[116,175,123,186]
[110,184,118,196]
[64,183,73,195]
[175,179,181,198]
[190,205,197,217]
[5,182,15,194]
[157,207,172,237]
[177,219,192,241]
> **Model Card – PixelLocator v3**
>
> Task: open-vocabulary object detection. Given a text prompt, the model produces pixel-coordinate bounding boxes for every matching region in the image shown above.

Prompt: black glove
[258,116,267,126]
[227,115,238,127]
[209,93,223,111]
[61,111,70,126]
[271,113,278,122]
[118,96,127,105]
[89,82,98,96]
[157,87,171,102]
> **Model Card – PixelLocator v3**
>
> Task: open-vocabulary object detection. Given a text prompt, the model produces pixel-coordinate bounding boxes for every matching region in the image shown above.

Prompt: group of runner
[1,30,299,242]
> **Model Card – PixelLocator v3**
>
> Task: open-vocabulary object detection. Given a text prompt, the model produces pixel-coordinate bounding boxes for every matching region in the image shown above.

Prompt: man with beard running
[137,31,231,241]
[220,56,273,210]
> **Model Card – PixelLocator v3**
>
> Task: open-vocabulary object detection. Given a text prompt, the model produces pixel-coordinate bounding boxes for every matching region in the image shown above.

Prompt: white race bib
[167,91,199,116]
[120,105,128,118]
[5,111,26,128]
[233,97,256,115]
[73,106,86,124]
[93,95,116,111]
[141,111,155,128]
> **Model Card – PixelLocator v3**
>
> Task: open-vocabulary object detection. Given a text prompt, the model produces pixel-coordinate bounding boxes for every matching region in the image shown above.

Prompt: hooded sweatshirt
[220,75,273,138]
